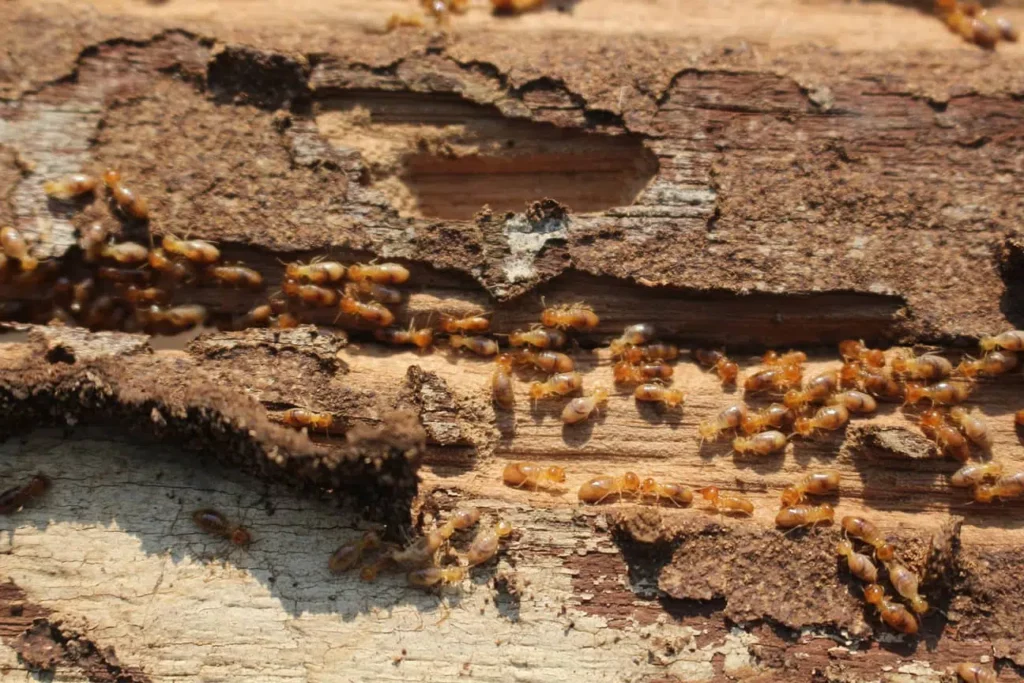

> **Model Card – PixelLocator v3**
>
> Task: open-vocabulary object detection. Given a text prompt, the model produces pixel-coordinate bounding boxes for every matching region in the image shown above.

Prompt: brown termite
[740,403,794,434]
[744,365,802,394]
[951,461,1003,488]
[285,259,346,285]
[948,406,992,450]
[348,280,402,304]
[207,265,264,289]
[521,349,575,374]
[732,430,786,456]
[502,462,566,490]
[491,0,545,13]
[43,173,98,199]
[407,566,467,589]
[465,520,513,566]
[528,372,583,400]
[782,371,839,410]
[438,507,481,539]
[390,529,446,569]
[955,662,998,683]
[863,583,918,635]
[328,530,381,574]
[562,388,610,425]
[918,409,970,461]
[836,539,878,583]
[613,360,672,384]
[1017,408,1024,426]
[281,408,334,432]
[347,262,410,285]
[637,342,679,362]
[440,313,490,334]
[780,470,840,506]
[491,357,515,409]
[192,508,251,546]
[577,472,641,504]
[775,503,834,529]
[96,266,149,285]
[639,478,693,507]
[509,327,567,349]
[99,241,149,265]
[828,390,877,414]
[956,351,1018,377]
[838,339,885,367]
[634,383,684,408]
[450,334,499,357]
[762,350,807,369]
[275,312,300,329]
[609,323,656,357]
[840,516,895,561]
[163,304,207,329]
[891,353,953,381]
[338,296,395,327]
[698,404,748,442]
[792,405,850,437]
[885,560,928,614]
[374,324,434,349]
[161,234,220,264]
[283,279,338,307]
[123,285,170,305]
[974,471,1024,503]
[102,170,148,220]
[979,330,1024,353]
[541,303,599,330]
[78,222,109,260]
[696,486,754,515]
[148,248,195,281]
[693,349,739,385]
[0,474,51,515]
[224,304,274,330]
[0,226,38,271]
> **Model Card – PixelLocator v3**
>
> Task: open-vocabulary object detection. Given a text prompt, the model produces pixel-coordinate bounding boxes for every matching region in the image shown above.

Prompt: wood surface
[2,0,1024,681]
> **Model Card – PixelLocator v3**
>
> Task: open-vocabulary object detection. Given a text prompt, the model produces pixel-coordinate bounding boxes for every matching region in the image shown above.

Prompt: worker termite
[782,371,838,410]
[96,266,149,285]
[465,520,513,566]
[347,262,410,285]
[732,430,787,456]
[43,173,98,199]
[390,529,445,568]
[541,303,599,330]
[281,408,334,432]
[440,313,490,334]
[918,410,970,461]
[509,327,567,349]
[492,357,515,409]
[775,503,834,529]
[225,304,274,330]
[0,226,38,271]
[207,265,264,289]
[891,353,953,381]
[374,324,434,349]
[828,390,877,414]
[102,170,148,220]
[329,530,381,574]
[840,516,895,561]
[528,372,583,400]
[948,406,992,450]
[347,280,402,304]
[698,404,748,442]
[904,380,972,406]
[863,584,918,635]
[613,360,672,383]
[697,486,754,515]
[956,351,1018,377]
[450,334,499,357]
[385,13,426,32]
[148,248,195,281]
[792,405,850,437]
[192,508,251,546]
[744,365,802,394]
[838,339,886,367]
[161,234,219,264]
[562,388,610,425]
[634,383,684,408]
[951,461,1003,488]
[438,507,481,539]
[0,474,51,514]
[955,662,998,683]
[275,312,300,329]
[693,349,739,385]
[974,471,1024,503]
[502,462,566,490]
[578,472,641,504]
[285,259,346,285]
[639,478,693,506]
[780,470,841,506]
[99,241,149,265]
[836,539,878,583]
[285,279,338,306]
[609,323,656,356]
[123,285,170,305]
[979,330,1024,353]
[740,403,794,435]
[407,566,467,589]
[338,296,395,327]
[637,342,679,362]
[762,350,807,369]
[885,560,928,614]
[521,349,575,373]
[491,0,545,14]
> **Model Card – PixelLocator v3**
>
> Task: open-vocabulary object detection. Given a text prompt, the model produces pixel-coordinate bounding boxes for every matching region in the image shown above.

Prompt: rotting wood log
[3,0,1024,681]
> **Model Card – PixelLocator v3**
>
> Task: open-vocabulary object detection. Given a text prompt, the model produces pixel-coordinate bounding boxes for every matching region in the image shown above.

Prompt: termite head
[836,539,853,556]
[496,520,513,538]
[621,472,641,494]
[909,596,929,615]
[863,583,884,605]
[544,466,567,483]
[231,528,252,546]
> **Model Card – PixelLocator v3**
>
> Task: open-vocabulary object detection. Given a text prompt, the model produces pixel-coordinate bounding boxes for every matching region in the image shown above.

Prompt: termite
[740,403,794,434]
[698,404,748,442]
[509,327,567,349]
[0,226,38,271]
[974,471,1024,503]
[285,259,346,285]
[775,503,834,529]
[782,371,839,410]
[338,296,395,327]
[697,486,754,515]
[633,383,684,408]
[407,566,467,588]
[374,324,434,349]
[328,530,381,574]
[980,330,1024,353]
[613,360,672,384]
[0,474,51,514]
[225,304,274,330]
[762,350,807,368]
[840,516,894,561]
[528,372,583,400]
[502,462,566,490]
[521,349,575,373]
[440,313,490,334]
[744,365,802,394]
[492,356,515,409]
[491,0,545,14]
[948,406,992,450]
[99,241,149,265]
[828,390,877,414]
[891,353,953,381]
[347,262,410,285]
[732,430,786,456]
[102,170,149,220]
[780,470,840,506]
[918,409,971,461]
[207,265,264,289]
[577,472,641,504]
[562,388,610,425]
[96,266,149,285]
[438,507,481,539]
[465,520,513,566]
[450,334,499,357]
[609,323,656,357]
[693,349,739,384]
[885,560,928,614]
[348,280,402,304]
[123,285,170,305]
[148,248,195,281]
[837,539,878,583]
[956,351,1018,377]
[838,339,885,367]
[950,462,1003,488]
[955,662,998,683]
[192,508,251,546]
[541,303,599,330]
[281,408,334,432]
[863,583,918,635]
[161,234,219,264]
[639,478,693,506]
[43,173,98,199]
[283,279,338,307]
[792,405,850,437]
